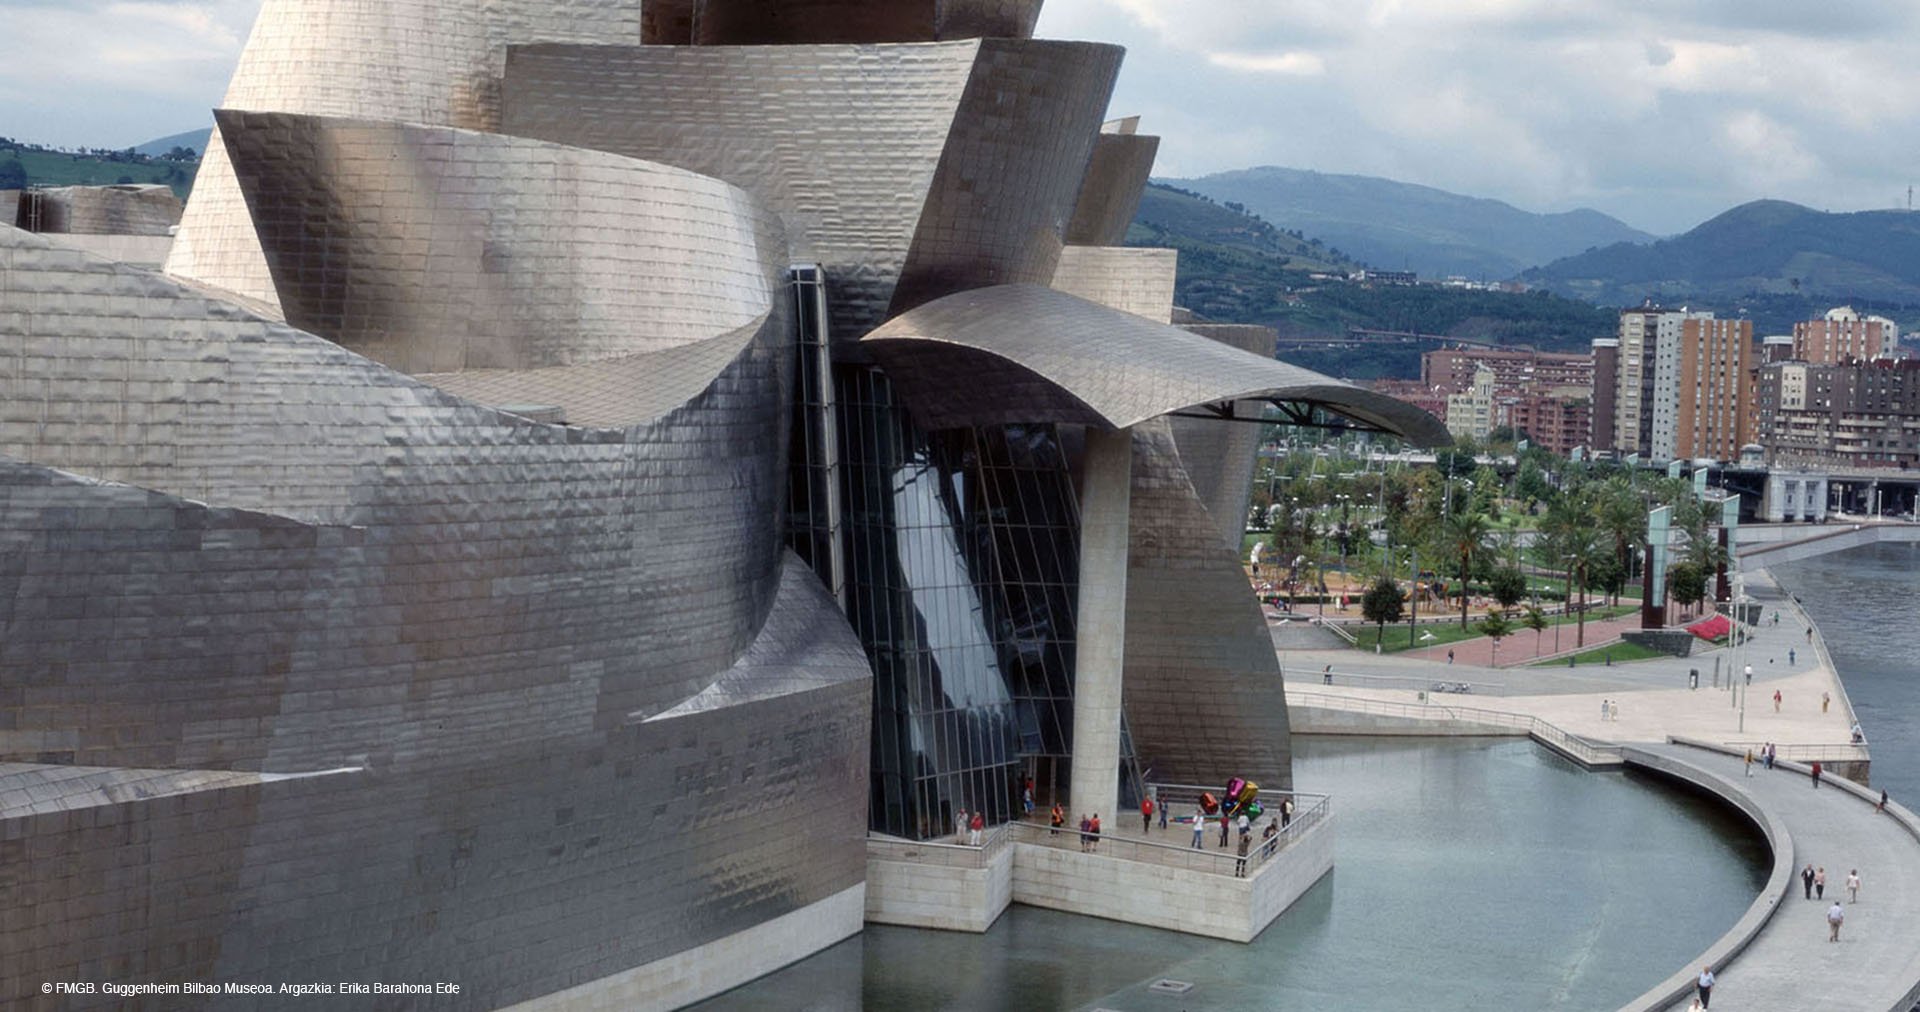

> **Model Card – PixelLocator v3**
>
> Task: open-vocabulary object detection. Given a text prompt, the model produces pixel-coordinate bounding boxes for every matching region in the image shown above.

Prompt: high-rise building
[1608,305,1710,458]
[1672,316,1756,461]
[1793,306,1898,364]
[2,1,1445,1006]
[1753,359,1920,468]
[1590,337,1619,452]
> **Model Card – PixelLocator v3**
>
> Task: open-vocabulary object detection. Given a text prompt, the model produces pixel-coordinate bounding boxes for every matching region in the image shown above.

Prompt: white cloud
[1037,0,1920,231]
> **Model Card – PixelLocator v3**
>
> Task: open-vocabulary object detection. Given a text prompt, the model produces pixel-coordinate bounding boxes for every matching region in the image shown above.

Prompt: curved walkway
[1635,742,1920,1012]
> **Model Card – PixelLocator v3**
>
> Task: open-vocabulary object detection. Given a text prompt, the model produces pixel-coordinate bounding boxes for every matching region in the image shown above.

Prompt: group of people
[1184,798,1295,877]
[1800,862,1861,942]
[1598,698,1620,722]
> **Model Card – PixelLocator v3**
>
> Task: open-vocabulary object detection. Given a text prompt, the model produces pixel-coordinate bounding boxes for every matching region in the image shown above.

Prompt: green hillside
[1127,183,1619,380]
[1524,200,1920,317]
[0,139,198,199]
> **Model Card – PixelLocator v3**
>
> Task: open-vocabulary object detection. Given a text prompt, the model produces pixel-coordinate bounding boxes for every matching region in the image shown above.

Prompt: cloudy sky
[5,0,1917,233]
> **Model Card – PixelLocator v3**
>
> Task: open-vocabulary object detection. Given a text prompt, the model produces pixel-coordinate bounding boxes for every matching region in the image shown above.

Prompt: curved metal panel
[1121,420,1293,787]
[165,0,647,306]
[500,39,1122,343]
[0,226,873,1006]
[0,229,790,763]
[1065,131,1160,247]
[863,283,1456,443]
[691,0,1042,44]
[216,110,785,376]
[1169,323,1277,552]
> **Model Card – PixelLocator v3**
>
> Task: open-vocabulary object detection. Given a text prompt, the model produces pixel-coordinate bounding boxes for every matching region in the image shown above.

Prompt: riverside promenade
[1284,565,1920,1011]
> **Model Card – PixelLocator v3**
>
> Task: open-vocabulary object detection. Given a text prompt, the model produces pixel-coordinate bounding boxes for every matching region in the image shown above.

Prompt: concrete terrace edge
[1614,744,1795,1012]
[1666,735,1920,1010]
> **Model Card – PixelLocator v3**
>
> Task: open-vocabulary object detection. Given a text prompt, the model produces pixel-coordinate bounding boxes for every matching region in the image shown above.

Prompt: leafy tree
[1477,612,1515,664]
[1522,605,1549,653]
[1489,566,1528,614]
[1361,576,1404,642]
[1669,561,1708,619]
[1440,511,1491,628]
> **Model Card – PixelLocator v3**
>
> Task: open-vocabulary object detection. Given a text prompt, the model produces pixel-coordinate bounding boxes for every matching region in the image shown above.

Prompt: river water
[1768,539,1920,803]
[699,736,1765,1011]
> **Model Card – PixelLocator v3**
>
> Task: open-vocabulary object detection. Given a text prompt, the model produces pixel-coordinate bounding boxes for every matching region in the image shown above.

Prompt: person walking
[1089,813,1101,853]
[1696,966,1715,1009]
[1077,814,1090,852]
[1281,796,1294,830]
[1141,795,1154,833]
[1764,742,1775,770]
[1600,698,1609,722]
[1847,869,1860,903]
[1815,867,1826,899]
[969,810,984,847]
[1812,761,1823,789]
[1219,807,1231,848]
[1791,648,1798,666]
[1159,799,1169,830]
[1877,789,1889,814]
[1234,832,1250,877]
[1049,803,1064,836]
[1262,817,1279,858]
[1806,626,1814,643]
[1802,863,1816,899]
[1827,900,1845,942]
[1744,749,1754,777]
[1191,810,1206,849]
[1609,699,1619,723]
[1773,689,1783,712]
[1447,648,1454,665]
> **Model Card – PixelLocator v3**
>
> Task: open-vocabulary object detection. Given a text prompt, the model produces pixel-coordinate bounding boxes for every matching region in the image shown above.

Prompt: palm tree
[1441,510,1491,629]
[1594,480,1642,607]
[1560,526,1604,647]
[1522,605,1549,654]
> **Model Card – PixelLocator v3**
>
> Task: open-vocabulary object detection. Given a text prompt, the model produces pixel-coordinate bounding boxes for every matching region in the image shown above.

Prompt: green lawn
[1348,621,1482,654]
[4,145,198,199]
[1529,640,1666,667]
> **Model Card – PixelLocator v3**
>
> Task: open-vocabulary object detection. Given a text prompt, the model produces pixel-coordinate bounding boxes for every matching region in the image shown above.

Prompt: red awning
[1687,614,1732,641]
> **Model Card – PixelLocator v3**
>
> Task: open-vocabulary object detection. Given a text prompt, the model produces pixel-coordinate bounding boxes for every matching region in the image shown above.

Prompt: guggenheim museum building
[0,0,1444,1006]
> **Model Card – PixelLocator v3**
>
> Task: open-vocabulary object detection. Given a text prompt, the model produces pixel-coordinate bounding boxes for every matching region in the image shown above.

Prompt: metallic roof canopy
[862,283,1453,445]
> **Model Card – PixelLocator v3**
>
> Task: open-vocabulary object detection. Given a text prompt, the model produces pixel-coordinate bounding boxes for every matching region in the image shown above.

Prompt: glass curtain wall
[835,366,1119,840]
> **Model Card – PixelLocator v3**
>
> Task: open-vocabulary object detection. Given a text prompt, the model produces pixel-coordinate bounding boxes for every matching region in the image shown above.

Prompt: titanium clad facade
[500,39,1122,344]
[692,0,1043,44]
[2,192,869,1005]
[166,0,648,307]
[1064,130,1161,247]
[1048,246,1178,323]
[216,111,784,375]
[1121,420,1294,786]
[1171,324,1278,553]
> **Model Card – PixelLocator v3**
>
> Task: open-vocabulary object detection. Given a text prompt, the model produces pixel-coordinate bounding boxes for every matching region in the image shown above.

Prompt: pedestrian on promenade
[1141,795,1154,834]
[1696,965,1714,1008]
[1159,798,1169,829]
[1262,818,1279,858]
[1815,866,1826,899]
[1077,814,1090,852]
[1191,810,1206,849]
[1322,663,1332,685]
[1687,999,1704,1012]
[1820,689,1828,711]
[1773,689,1783,712]
[1847,869,1860,903]
[1237,812,1250,843]
[1806,626,1814,643]
[1050,803,1064,836]
[1812,761,1823,789]
[1282,796,1294,829]
[956,809,968,844]
[1447,648,1454,665]
[1744,749,1754,777]
[1828,900,1845,942]
[970,810,984,847]
[1802,863,1816,899]
[1023,778,1034,815]
[1790,648,1797,665]
[1089,813,1100,852]
[1877,789,1889,814]
[1219,807,1231,848]
[1768,743,1778,768]
[1609,699,1619,722]
[1234,832,1250,877]
[1600,698,1609,722]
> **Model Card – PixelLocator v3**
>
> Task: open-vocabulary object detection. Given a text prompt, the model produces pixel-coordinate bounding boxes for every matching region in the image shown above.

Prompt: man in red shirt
[1141,796,1154,833]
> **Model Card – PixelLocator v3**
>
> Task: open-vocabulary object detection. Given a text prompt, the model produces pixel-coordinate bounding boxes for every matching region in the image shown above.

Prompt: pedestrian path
[1639,743,1920,1012]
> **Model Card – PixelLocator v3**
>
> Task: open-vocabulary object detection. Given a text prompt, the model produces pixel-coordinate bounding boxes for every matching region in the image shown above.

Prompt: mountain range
[1522,199,1920,310]
[1162,166,1654,280]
